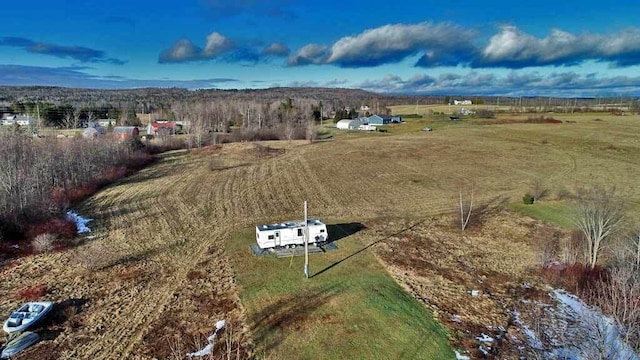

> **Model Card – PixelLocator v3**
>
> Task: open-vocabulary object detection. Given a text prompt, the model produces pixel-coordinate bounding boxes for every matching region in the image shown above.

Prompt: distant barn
[113,126,139,139]
[365,115,402,126]
[150,121,177,136]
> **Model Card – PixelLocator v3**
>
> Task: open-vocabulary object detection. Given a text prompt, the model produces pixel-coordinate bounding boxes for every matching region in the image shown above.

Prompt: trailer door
[274,231,280,247]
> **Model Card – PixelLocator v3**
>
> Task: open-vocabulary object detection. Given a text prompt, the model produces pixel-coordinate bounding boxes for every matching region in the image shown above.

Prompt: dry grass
[371,212,567,357]
[1,113,640,358]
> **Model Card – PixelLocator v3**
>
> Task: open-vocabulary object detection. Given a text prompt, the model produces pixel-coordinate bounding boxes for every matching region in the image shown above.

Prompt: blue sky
[1,0,640,96]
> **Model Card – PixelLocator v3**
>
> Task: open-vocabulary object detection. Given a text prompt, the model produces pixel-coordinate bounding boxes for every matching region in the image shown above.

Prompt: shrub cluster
[26,217,78,240]
[522,194,535,204]
[15,283,49,301]
[538,263,608,293]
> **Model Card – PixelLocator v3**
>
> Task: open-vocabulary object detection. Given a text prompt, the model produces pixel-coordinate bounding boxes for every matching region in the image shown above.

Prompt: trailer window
[297,229,303,237]
[268,235,274,240]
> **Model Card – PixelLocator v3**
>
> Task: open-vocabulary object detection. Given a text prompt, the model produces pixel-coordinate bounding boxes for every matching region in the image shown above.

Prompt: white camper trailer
[256,219,328,249]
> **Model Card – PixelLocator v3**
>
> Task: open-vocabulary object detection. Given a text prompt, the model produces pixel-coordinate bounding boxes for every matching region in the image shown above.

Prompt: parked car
[422,127,432,131]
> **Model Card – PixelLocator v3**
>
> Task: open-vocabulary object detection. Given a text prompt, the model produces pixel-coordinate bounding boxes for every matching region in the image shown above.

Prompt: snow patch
[514,290,640,359]
[187,320,226,358]
[552,289,639,360]
[512,310,544,350]
[66,211,92,234]
[476,333,494,343]
[479,345,489,355]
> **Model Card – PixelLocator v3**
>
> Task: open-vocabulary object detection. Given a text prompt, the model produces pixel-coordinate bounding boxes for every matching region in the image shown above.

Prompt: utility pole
[304,200,309,279]
[36,103,41,129]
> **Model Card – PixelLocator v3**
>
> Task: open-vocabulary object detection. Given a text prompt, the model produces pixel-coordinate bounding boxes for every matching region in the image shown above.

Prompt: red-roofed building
[150,121,177,136]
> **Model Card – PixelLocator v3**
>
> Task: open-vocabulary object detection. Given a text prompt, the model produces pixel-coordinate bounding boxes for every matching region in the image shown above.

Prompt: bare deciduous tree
[573,186,624,269]
[631,229,640,270]
[62,108,80,129]
[531,179,547,203]
[457,181,474,231]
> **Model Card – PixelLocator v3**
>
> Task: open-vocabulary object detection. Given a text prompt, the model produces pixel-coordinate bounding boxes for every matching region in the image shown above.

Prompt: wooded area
[0,128,151,245]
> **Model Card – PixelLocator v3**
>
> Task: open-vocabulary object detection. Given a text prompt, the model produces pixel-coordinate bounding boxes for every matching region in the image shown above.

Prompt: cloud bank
[287,23,640,69]
[159,32,286,64]
[477,25,640,68]
[356,71,640,96]
[159,32,236,63]
[0,65,237,89]
[262,42,290,57]
[0,37,126,65]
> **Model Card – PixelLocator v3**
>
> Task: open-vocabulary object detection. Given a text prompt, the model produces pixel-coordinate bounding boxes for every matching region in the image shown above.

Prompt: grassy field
[227,228,452,359]
[2,110,640,358]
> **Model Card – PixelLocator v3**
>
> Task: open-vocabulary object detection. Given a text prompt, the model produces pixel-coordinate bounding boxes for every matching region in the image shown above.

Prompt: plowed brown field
[2,114,640,358]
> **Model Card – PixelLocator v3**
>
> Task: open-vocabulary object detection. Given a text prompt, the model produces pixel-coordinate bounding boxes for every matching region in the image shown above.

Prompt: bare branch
[573,186,625,269]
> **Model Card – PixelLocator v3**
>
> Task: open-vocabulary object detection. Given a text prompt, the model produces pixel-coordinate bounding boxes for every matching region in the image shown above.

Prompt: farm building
[255,219,328,249]
[336,119,363,130]
[450,99,472,105]
[149,120,177,136]
[82,123,106,138]
[366,115,402,126]
[113,126,140,139]
[1,114,34,126]
[96,119,117,127]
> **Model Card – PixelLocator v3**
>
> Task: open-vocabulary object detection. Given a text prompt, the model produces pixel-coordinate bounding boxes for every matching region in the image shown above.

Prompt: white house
[97,119,117,127]
[451,100,472,105]
[336,119,363,130]
[255,219,328,249]
[1,114,34,126]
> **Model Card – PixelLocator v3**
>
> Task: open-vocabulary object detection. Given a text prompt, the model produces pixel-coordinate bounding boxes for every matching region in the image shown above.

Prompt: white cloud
[287,44,329,65]
[159,39,202,63]
[327,22,476,67]
[263,42,290,57]
[287,22,640,69]
[289,22,476,68]
[479,26,640,68]
[159,31,262,63]
[204,32,234,57]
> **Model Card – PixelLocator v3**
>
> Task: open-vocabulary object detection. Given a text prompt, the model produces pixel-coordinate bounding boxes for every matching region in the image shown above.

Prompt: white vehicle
[256,219,328,249]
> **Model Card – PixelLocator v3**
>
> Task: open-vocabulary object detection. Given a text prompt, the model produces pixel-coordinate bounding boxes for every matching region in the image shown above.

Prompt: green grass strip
[227,228,453,359]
